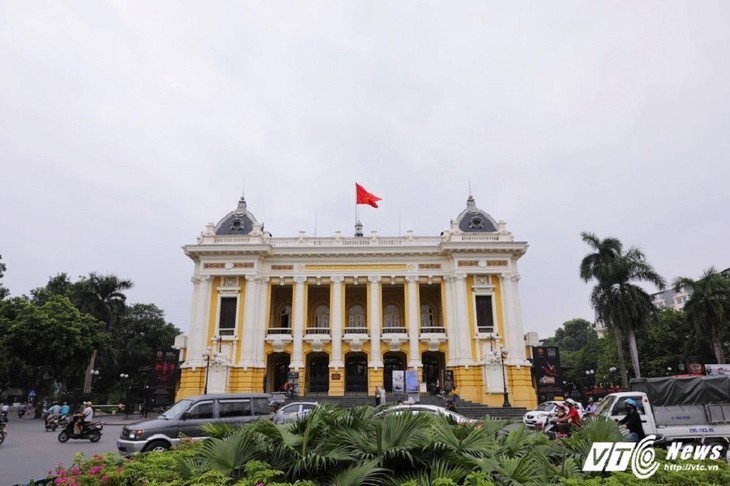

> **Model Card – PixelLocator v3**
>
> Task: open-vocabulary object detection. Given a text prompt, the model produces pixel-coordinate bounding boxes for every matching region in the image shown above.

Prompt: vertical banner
[443,370,455,393]
[392,370,405,393]
[405,370,419,393]
[532,346,562,403]
[150,349,180,407]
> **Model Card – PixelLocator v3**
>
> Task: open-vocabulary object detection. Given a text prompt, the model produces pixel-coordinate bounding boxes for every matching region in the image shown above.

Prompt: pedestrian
[374,386,381,406]
[379,386,386,405]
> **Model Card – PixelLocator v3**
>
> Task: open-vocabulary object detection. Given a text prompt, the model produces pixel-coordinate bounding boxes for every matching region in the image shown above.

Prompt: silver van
[116,393,272,455]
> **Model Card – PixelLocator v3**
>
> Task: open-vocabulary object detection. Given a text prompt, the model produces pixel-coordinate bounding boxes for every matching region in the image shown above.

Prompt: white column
[291,277,306,369]
[330,276,344,369]
[443,276,458,367]
[453,274,472,366]
[239,275,258,368]
[508,272,528,361]
[254,277,269,367]
[185,274,211,367]
[406,276,422,369]
[368,276,383,368]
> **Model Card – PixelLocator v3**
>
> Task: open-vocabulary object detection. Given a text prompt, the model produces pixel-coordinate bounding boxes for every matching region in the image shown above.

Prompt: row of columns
[185,270,527,370]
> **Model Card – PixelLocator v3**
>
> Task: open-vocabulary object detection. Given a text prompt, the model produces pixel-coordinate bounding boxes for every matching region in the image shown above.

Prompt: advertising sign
[392,370,405,393]
[533,346,562,402]
[287,371,300,397]
[705,364,730,376]
[405,370,419,393]
[150,349,180,407]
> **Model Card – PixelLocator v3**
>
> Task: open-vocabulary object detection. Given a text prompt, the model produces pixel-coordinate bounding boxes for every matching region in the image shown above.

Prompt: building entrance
[383,352,406,392]
[422,351,445,394]
[307,353,329,393]
[345,353,368,393]
[267,353,291,393]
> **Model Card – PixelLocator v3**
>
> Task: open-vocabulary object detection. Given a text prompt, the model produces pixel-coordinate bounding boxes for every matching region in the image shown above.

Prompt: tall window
[219,297,237,336]
[314,304,330,329]
[383,304,402,327]
[279,305,292,329]
[420,304,435,328]
[348,304,366,329]
[475,295,494,333]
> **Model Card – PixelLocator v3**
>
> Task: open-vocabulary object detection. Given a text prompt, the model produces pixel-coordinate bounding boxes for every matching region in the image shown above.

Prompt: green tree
[0,254,9,300]
[75,273,133,393]
[673,267,730,364]
[2,295,107,397]
[579,232,665,387]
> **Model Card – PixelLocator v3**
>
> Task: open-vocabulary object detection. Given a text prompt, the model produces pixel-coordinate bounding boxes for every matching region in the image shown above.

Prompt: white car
[272,401,318,424]
[377,404,481,426]
[523,400,584,429]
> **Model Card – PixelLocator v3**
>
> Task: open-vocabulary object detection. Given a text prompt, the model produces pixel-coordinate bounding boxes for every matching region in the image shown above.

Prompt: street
[0,414,135,486]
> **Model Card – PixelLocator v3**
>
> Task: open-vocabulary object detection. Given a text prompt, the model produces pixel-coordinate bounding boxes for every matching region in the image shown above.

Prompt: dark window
[219,297,237,336]
[475,295,494,333]
[218,399,251,418]
[188,401,214,419]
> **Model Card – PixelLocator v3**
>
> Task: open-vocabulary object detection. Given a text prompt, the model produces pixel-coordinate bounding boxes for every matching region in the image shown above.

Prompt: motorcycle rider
[59,401,70,418]
[46,402,61,428]
[1,402,9,423]
[618,398,645,442]
[555,399,581,435]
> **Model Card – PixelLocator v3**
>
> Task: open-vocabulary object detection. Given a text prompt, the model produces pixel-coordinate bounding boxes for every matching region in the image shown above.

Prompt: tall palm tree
[580,232,665,387]
[674,268,730,364]
[76,273,133,393]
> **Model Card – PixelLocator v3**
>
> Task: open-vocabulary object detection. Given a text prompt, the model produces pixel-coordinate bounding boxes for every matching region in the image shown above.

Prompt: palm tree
[76,273,133,393]
[674,268,730,364]
[580,232,665,387]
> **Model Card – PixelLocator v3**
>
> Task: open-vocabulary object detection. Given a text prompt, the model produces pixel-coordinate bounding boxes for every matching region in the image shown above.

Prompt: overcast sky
[2,1,729,339]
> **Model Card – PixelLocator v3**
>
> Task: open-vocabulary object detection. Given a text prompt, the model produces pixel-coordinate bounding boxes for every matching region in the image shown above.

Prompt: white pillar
[291,277,306,369]
[443,276,458,367]
[239,275,258,368]
[185,274,211,367]
[368,276,383,368]
[453,274,472,365]
[330,276,344,369]
[508,272,528,361]
[254,277,269,367]
[406,276,422,369]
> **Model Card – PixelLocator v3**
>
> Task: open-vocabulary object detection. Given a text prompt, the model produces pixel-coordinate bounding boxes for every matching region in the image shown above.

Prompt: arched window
[280,305,292,329]
[348,304,366,329]
[420,304,435,328]
[383,304,402,328]
[314,304,330,329]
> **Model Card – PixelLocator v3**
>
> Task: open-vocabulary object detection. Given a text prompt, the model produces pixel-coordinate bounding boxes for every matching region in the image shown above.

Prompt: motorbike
[45,414,70,432]
[536,412,573,440]
[0,421,6,446]
[0,410,8,423]
[57,419,103,443]
[17,407,25,419]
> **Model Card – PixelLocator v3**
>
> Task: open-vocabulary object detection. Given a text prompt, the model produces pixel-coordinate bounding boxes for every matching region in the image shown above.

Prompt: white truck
[594,375,730,449]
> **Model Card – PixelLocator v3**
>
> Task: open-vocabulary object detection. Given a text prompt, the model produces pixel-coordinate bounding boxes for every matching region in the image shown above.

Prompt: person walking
[379,386,386,406]
[374,386,381,406]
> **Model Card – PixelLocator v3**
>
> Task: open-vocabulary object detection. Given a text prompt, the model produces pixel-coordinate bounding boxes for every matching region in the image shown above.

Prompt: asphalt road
[0,414,138,486]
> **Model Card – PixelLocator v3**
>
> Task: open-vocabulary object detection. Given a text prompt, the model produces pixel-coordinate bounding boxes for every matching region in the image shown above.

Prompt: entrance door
[422,351,445,394]
[383,352,406,392]
[345,353,368,393]
[308,354,329,393]
[269,354,291,393]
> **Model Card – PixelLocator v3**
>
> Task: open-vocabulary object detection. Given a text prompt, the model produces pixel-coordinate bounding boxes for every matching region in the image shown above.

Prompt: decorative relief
[271,265,294,271]
[204,263,225,269]
[458,260,479,267]
[487,260,509,267]
[306,264,407,271]
[222,277,238,287]
[475,275,489,286]
[419,263,441,270]
[234,263,254,268]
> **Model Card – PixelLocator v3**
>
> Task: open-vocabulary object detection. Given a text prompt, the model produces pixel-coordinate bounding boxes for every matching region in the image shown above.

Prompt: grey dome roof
[214,196,260,235]
[453,195,497,233]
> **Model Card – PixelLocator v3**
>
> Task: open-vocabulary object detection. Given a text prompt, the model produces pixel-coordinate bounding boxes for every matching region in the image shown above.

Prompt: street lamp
[667,367,673,376]
[202,348,212,394]
[119,373,129,404]
[500,348,511,408]
[585,369,595,387]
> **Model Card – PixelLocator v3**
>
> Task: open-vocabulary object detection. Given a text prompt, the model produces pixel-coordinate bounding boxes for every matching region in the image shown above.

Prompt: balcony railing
[267,327,292,335]
[420,326,446,334]
[382,326,407,335]
[343,327,368,334]
[305,327,330,335]
[477,326,495,334]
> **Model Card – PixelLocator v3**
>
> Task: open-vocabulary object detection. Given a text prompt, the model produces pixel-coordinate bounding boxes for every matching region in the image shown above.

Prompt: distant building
[651,288,692,311]
[174,194,537,407]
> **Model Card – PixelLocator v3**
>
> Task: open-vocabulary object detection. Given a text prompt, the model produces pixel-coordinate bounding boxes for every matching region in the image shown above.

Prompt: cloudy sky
[2,1,729,339]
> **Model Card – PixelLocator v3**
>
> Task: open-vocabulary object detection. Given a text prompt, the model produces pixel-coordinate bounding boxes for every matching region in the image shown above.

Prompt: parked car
[523,400,585,429]
[272,401,318,424]
[377,404,481,426]
[117,393,272,456]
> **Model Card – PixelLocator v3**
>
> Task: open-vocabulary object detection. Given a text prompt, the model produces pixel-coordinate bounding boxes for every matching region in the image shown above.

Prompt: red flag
[355,183,381,208]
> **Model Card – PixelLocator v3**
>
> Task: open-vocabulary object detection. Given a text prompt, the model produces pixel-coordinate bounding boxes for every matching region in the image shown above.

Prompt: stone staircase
[291,393,526,421]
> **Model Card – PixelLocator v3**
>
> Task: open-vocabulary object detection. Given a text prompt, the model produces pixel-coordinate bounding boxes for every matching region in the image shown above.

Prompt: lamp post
[585,369,595,387]
[119,373,129,404]
[90,369,100,396]
[500,348,511,408]
[202,347,212,395]
[667,367,673,376]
